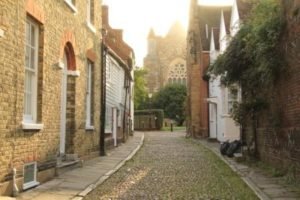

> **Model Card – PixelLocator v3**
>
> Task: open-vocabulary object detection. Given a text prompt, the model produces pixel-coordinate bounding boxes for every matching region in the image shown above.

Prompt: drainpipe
[122,77,129,143]
[12,168,19,197]
[100,28,107,156]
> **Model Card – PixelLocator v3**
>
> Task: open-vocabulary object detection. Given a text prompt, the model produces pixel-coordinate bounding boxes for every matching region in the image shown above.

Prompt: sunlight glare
[102,0,233,66]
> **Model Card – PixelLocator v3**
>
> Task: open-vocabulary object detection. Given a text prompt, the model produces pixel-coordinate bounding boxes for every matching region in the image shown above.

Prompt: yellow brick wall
[0,0,103,191]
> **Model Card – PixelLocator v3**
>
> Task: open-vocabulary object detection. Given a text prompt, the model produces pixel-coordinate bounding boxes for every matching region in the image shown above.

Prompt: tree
[152,84,187,125]
[134,68,148,110]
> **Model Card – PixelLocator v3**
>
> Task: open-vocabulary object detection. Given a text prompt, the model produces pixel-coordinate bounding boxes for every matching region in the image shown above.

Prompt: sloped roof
[197,5,231,51]
[212,27,220,50]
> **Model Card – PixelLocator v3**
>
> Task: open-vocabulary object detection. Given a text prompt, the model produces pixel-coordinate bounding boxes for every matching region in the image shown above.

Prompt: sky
[102,0,234,67]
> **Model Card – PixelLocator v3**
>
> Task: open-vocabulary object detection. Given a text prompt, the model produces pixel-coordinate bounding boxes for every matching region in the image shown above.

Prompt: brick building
[0,0,102,195]
[143,22,187,94]
[186,0,250,139]
[186,0,230,138]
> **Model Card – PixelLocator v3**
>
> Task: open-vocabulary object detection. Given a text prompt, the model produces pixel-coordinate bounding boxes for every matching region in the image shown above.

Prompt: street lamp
[148,93,153,130]
[100,28,107,156]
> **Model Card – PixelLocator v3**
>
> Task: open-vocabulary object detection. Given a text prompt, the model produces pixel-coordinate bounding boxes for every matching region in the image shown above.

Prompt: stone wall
[0,0,102,194]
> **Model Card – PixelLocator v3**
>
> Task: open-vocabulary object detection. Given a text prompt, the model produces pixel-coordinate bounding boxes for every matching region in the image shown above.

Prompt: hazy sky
[102,0,234,66]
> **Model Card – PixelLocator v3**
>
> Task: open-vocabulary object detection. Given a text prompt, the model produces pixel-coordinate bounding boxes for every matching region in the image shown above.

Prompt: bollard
[171,123,173,132]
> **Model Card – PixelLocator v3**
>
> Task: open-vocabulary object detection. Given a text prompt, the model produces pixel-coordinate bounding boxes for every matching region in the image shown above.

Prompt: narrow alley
[84,131,258,199]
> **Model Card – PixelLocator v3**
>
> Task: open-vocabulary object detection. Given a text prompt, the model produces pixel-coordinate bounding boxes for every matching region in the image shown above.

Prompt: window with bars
[24,18,39,123]
[86,60,94,128]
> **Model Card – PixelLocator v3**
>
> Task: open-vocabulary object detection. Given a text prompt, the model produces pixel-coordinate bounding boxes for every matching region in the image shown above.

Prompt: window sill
[86,21,96,33]
[67,70,80,77]
[22,122,44,130]
[221,114,231,118]
[23,181,40,190]
[85,125,94,131]
[64,0,78,13]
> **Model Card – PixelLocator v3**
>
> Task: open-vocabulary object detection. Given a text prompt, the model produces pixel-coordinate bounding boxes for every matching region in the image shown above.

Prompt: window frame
[227,87,238,114]
[24,18,39,124]
[85,60,94,130]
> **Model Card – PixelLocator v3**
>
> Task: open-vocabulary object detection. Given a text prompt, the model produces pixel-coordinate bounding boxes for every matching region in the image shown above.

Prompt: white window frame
[23,162,39,190]
[86,60,94,130]
[23,18,43,130]
[86,0,96,33]
[64,0,78,13]
[227,87,238,114]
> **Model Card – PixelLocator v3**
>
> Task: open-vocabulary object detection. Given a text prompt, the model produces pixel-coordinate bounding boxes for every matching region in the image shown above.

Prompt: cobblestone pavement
[84,131,259,200]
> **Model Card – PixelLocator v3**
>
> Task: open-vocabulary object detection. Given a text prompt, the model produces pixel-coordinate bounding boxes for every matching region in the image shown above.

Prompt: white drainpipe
[12,168,19,197]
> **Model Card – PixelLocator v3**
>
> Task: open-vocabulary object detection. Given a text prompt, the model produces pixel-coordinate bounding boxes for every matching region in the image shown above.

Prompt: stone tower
[144,22,187,94]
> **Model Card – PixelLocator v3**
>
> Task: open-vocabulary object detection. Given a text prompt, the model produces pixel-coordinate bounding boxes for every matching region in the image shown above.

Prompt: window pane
[25,45,30,68]
[90,63,94,125]
[26,22,30,44]
[24,71,33,115]
[30,48,35,69]
[31,25,35,47]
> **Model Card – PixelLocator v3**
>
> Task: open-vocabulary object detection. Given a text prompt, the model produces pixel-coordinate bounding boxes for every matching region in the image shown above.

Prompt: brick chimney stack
[102,5,109,27]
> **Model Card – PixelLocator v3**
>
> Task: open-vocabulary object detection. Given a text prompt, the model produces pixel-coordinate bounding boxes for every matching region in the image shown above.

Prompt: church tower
[144,23,187,94]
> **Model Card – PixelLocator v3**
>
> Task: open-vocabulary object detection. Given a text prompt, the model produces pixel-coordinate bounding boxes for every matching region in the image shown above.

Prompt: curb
[198,140,270,200]
[72,133,145,200]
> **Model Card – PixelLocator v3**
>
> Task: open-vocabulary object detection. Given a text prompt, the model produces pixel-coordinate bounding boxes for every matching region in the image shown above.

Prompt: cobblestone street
[84,131,258,199]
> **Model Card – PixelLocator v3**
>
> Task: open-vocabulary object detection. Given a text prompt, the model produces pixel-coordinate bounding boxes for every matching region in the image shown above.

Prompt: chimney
[102,5,109,27]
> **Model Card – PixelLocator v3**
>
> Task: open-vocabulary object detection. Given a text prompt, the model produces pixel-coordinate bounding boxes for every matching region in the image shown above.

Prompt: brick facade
[243,0,300,179]
[0,0,102,195]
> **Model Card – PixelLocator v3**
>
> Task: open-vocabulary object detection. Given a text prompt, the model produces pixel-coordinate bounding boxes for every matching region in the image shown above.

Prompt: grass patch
[161,126,186,131]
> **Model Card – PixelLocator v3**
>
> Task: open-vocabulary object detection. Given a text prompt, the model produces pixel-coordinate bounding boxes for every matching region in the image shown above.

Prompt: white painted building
[207,0,247,142]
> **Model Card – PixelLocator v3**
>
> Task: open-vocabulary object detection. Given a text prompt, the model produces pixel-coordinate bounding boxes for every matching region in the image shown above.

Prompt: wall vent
[23,162,39,190]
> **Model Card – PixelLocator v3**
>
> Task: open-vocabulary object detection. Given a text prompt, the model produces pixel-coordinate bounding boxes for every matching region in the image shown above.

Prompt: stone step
[56,154,82,176]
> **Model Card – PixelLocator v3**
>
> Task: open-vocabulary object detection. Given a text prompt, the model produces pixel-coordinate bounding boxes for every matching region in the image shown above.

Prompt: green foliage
[209,0,285,125]
[134,68,148,110]
[152,84,187,125]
